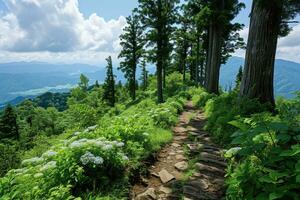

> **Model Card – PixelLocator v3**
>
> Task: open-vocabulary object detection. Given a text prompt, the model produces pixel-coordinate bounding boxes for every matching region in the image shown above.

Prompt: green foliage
[0,82,187,199]
[103,56,116,107]
[79,74,89,91]
[226,109,300,199]
[191,87,216,108]
[33,92,69,111]
[203,92,265,144]
[118,9,144,100]
[0,140,20,177]
[0,105,19,140]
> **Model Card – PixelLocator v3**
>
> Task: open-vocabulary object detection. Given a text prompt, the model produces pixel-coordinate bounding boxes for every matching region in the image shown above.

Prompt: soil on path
[131,101,227,200]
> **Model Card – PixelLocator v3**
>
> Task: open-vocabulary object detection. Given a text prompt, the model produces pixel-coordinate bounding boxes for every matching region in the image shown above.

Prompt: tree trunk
[207,22,222,94]
[132,67,136,100]
[157,37,164,103]
[205,23,213,89]
[240,1,282,109]
[196,35,200,86]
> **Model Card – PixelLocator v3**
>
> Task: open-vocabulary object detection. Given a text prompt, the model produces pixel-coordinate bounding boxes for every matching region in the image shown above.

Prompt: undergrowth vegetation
[0,73,188,199]
[193,89,300,199]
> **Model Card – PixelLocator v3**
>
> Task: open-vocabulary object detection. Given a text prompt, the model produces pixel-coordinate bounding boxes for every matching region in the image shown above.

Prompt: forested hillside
[0,0,299,200]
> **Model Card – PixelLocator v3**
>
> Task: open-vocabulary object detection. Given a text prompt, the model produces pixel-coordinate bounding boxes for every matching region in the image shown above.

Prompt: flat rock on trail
[132,101,226,200]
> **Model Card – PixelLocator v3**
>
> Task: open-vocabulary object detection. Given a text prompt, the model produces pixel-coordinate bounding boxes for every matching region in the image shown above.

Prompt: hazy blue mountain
[0,58,298,104]
[220,57,300,98]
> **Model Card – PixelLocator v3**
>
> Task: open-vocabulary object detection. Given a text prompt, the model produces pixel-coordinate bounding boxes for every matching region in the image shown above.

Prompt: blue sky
[77,0,252,25]
[0,0,299,64]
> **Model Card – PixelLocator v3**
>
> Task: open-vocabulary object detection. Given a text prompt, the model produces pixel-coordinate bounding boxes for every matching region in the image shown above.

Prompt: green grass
[148,128,173,152]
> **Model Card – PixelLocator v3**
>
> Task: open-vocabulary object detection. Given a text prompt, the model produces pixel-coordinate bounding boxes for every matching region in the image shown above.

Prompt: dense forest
[0,0,299,199]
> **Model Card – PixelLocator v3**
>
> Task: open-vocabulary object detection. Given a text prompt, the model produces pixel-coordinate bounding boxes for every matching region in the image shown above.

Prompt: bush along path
[132,101,227,200]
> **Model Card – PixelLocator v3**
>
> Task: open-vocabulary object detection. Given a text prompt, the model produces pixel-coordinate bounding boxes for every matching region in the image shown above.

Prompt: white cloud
[233,24,300,63]
[0,0,126,63]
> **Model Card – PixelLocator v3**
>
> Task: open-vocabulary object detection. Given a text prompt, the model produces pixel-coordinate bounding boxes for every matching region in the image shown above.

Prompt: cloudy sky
[0,0,299,65]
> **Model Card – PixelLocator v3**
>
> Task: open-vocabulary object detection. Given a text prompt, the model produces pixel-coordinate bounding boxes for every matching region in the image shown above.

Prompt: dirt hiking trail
[132,101,227,200]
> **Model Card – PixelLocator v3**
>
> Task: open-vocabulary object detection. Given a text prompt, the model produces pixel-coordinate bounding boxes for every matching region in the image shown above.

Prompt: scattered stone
[187,144,200,152]
[151,172,159,178]
[196,163,225,174]
[200,152,225,162]
[159,186,172,194]
[174,136,187,141]
[189,132,200,136]
[177,150,184,154]
[175,161,188,171]
[199,157,227,167]
[158,169,175,183]
[136,188,156,200]
[175,155,186,161]
[141,177,149,186]
[172,143,181,148]
[169,152,176,156]
[189,180,209,190]
[173,127,186,133]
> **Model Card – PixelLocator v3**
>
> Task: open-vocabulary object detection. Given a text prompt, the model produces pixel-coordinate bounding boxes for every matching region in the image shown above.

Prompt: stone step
[199,157,227,168]
[196,163,225,175]
[200,152,226,162]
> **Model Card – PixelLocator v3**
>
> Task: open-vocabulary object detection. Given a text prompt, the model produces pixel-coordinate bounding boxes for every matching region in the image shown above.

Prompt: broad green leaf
[296,175,300,183]
[228,120,249,131]
[269,192,285,200]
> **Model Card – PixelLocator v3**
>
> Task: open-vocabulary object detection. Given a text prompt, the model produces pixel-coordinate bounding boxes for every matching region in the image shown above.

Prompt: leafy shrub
[203,92,265,145]
[190,87,216,108]
[0,95,186,199]
[0,136,128,199]
[225,112,300,199]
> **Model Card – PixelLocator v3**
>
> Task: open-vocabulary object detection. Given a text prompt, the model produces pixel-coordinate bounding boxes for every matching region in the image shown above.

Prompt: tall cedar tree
[240,0,300,110]
[103,56,116,107]
[140,60,148,90]
[205,0,244,94]
[181,0,244,87]
[138,0,179,103]
[0,105,19,140]
[173,14,190,82]
[235,66,243,90]
[79,74,89,91]
[118,10,144,100]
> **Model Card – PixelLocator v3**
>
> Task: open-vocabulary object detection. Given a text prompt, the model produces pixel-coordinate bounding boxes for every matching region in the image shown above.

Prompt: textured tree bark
[205,23,213,89]
[207,22,222,94]
[157,36,164,103]
[196,35,200,86]
[240,1,282,109]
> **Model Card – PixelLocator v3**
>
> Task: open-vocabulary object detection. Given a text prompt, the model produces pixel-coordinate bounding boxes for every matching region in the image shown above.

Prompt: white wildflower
[69,141,82,148]
[33,173,43,178]
[80,151,104,165]
[122,155,129,161]
[94,141,105,147]
[42,150,57,158]
[22,157,44,166]
[93,156,104,165]
[73,132,81,136]
[40,161,57,171]
[102,144,113,150]
[116,142,125,147]
[143,132,149,137]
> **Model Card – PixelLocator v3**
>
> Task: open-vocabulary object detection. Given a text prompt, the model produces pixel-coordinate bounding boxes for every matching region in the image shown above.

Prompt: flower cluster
[42,150,57,158]
[22,157,44,166]
[80,151,104,165]
[40,161,57,171]
[69,138,125,151]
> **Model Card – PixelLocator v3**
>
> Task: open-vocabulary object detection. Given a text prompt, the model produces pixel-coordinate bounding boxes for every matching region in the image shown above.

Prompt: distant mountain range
[0,57,299,105]
[220,57,300,98]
